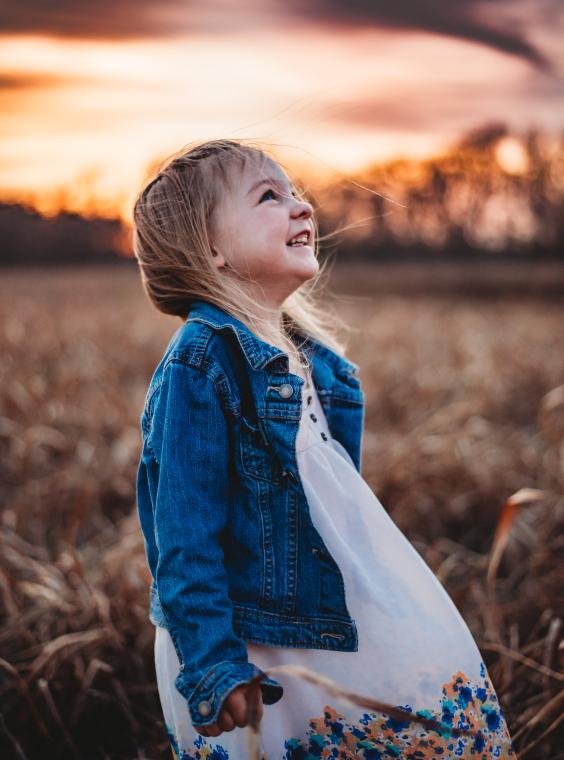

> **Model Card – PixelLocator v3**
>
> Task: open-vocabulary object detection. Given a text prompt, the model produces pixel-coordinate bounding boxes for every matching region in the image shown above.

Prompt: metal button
[277,383,293,399]
[197,700,212,717]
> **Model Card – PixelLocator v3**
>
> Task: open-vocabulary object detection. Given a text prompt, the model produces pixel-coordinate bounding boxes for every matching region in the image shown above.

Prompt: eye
[259,188,277,202]
[259,188,298,202]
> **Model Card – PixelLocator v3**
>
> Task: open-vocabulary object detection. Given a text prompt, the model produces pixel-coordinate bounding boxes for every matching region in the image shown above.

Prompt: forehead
[238,155,292,192]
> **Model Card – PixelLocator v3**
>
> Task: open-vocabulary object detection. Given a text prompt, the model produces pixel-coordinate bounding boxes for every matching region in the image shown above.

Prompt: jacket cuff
[175,660,284,727]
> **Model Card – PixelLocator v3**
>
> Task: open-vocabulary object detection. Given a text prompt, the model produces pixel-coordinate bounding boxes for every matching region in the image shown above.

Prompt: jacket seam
[187,316,267,370]
[188,308,359,374]
[167,328,240,411]
[145,357,228,466]
[232,605,353,626]
[144,378,163,426]
[187,659,253,701]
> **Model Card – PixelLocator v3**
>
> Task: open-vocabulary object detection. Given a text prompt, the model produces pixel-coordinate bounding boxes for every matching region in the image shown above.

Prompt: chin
[297,265,319,285]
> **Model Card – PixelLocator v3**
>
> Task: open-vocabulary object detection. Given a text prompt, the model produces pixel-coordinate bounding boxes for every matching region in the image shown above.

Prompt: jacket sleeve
[148,358,283,727]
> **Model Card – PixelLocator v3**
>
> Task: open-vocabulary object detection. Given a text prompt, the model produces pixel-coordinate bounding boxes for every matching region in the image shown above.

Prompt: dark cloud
[286,0,555,73]
[0,73,84,90]
[0,0,558,74]
[0,0,186,40]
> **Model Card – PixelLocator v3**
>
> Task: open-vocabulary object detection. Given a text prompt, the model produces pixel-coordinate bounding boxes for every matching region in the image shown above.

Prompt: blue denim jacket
[136,299,365,727]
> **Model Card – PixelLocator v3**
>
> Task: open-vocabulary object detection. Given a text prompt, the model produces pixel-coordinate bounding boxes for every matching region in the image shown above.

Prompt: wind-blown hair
[132,138,352,371]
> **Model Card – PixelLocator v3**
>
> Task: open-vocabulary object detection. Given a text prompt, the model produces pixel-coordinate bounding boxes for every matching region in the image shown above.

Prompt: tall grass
[0,266,562,759]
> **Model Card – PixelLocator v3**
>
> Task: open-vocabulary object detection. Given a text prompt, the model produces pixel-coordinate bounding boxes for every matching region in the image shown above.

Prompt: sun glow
[495,137,530,175]
[0,24,561,221]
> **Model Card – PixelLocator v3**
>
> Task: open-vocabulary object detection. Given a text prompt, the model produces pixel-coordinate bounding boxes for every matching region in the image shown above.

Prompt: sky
[0,0,563,221]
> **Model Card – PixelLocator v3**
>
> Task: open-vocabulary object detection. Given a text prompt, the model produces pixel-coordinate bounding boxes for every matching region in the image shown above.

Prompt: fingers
[224,686,249,727]
[226,683,264,727]
[193,694,246,737]
[218,711,236,732]
[195,723,222,737]
[193,682,266,738]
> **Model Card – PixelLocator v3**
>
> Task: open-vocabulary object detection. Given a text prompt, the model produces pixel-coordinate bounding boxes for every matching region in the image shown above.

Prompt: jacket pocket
[239,415,282,484]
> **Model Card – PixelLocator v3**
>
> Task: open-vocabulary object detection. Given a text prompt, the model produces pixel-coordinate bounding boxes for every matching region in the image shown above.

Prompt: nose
[291,198,313,219]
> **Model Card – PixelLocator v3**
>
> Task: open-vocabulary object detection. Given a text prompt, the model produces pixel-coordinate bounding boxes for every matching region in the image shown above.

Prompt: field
[1,264,563,759]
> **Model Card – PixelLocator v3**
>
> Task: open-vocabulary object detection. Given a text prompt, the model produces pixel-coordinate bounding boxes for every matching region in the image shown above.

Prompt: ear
[211,247,227,270]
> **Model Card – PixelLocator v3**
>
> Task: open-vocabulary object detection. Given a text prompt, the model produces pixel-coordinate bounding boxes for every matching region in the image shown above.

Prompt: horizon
[1,2,563,222]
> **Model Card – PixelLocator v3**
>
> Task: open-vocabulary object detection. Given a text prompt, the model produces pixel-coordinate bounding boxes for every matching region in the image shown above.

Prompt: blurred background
[1,2,563,759]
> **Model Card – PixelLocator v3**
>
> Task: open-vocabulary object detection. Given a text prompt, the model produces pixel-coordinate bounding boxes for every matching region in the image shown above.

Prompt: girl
[132,139,516,759]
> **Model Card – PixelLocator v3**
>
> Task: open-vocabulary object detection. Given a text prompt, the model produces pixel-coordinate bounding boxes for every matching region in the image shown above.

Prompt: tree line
[1,122,563,267]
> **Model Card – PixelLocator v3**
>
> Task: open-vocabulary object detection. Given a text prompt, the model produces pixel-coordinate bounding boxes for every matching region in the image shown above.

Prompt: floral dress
[154,368,516,759]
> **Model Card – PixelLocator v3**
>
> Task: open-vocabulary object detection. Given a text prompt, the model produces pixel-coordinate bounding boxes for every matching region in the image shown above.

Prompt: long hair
[131,138,353,372]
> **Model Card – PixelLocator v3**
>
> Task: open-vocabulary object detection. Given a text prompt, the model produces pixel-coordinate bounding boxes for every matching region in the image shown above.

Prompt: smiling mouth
[286,230,312,247]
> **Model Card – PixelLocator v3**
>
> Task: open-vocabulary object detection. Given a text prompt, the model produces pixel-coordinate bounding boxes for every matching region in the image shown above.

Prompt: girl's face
[209,158,318,307]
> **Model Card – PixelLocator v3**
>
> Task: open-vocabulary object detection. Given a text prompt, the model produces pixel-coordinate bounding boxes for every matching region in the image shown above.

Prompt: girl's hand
[194,683,264,737]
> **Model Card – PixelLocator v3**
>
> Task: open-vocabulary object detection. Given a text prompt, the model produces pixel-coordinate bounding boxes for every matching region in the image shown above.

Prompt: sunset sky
[0,0,563,221]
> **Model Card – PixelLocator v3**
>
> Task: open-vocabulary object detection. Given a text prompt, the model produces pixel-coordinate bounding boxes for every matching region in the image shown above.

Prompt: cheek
[259,211,287,239]
[256,223,288,256]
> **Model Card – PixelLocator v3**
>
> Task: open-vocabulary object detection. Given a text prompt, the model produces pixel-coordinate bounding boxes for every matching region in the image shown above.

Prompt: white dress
[154,368,516,759]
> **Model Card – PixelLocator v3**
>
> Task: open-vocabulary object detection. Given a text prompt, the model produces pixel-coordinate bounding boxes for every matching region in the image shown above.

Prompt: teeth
[288,234,309,246]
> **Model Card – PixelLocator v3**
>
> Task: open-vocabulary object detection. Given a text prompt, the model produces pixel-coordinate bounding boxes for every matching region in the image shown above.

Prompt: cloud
[286,0,555,73]
[313,65,564,137]
[0,0,558,74]
[0,73,87,90]
[0,0,187,40]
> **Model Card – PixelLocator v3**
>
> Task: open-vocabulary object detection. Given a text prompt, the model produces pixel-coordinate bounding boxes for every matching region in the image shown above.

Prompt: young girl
[132,139,516,759]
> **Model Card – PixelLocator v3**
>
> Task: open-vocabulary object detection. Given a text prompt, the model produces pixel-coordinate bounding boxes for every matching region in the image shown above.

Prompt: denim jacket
[135,299,365,728]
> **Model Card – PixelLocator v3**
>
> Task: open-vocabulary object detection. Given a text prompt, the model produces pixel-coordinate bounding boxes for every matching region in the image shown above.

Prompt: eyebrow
[247,177,295,196]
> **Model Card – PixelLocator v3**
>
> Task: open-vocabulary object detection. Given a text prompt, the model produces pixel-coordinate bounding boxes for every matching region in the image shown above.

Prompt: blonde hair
[132,138,352,375]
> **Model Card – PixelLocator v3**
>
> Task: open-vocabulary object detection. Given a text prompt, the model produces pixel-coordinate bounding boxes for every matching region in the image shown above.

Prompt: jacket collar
[186,299,358,375]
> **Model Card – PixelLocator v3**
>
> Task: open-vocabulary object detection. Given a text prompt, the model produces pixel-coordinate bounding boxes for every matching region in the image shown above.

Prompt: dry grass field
[1,264,563,759]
